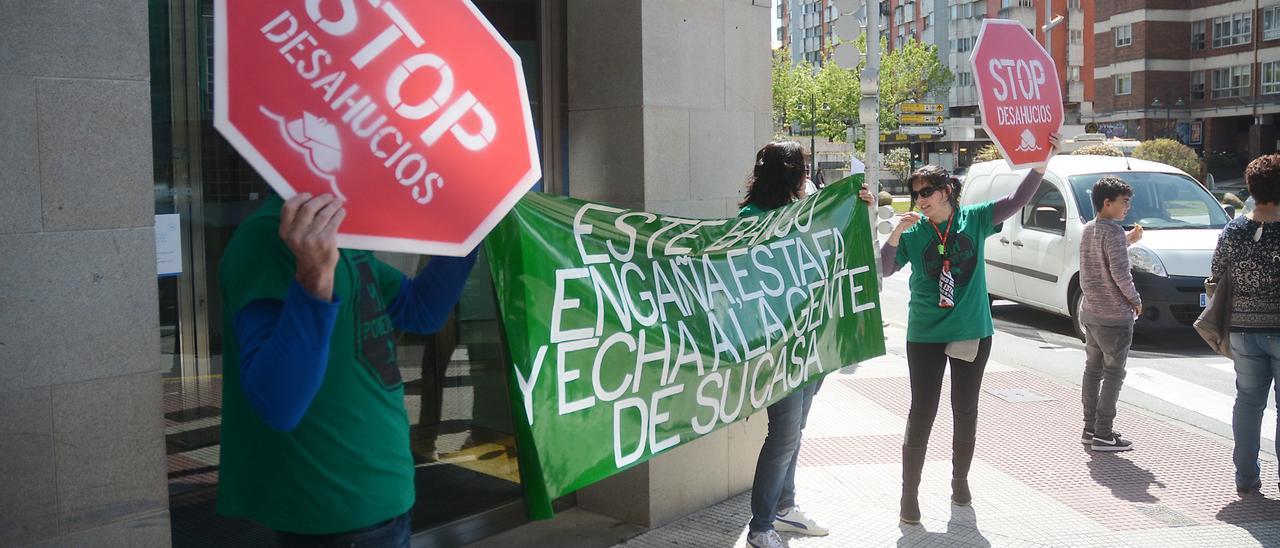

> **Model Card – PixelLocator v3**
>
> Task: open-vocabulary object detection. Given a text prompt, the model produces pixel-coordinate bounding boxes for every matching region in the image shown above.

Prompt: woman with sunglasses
[880,133,1061,524]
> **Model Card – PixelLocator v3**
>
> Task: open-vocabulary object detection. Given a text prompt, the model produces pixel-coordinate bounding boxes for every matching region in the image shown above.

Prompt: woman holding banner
[880,134,1060,524]
[741,141,874,548]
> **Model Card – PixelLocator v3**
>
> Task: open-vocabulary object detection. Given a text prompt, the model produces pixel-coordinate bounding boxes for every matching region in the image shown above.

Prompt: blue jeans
[1230,332,1280,488]
[276,510,412,548]
[749,379,821,533]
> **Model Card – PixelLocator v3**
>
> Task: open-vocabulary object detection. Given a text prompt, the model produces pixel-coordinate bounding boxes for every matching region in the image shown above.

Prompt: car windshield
[1069,172,1230,229]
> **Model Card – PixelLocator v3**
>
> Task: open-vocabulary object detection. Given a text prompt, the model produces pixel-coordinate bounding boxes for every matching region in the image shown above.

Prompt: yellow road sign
[899,114,944,124]
[898,103,944,114]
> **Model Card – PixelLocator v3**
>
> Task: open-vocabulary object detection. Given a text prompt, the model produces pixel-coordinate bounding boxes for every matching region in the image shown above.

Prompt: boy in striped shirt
[1079,176,1143,452]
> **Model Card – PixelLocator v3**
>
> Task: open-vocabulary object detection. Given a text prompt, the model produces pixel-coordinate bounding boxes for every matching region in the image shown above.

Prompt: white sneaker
[772,506,829,536]
[746,530,786,548]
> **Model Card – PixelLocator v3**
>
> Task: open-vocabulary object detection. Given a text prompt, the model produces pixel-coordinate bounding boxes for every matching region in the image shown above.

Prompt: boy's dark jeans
[1082,321,1133,438]
[276,510,412,548]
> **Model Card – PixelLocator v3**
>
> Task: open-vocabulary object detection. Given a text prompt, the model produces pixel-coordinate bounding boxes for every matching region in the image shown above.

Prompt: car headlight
[1128,246,1167,277]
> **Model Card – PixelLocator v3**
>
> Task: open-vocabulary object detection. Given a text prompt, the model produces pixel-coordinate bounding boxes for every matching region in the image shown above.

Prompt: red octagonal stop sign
[214,0,540,256]
[970,19,1063,169]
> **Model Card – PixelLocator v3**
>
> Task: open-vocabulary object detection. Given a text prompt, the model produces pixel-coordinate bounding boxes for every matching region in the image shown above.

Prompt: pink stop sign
[970,19,1063,169]
[214,0,541,256]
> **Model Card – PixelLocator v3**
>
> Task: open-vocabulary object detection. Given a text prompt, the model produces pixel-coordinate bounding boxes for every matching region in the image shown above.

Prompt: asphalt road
[877,264,1277,457]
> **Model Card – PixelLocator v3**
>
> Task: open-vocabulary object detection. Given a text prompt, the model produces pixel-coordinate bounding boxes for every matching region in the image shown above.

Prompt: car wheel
[1070,289,1087,342]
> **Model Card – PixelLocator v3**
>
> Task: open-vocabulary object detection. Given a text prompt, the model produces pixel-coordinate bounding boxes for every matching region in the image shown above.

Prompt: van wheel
[1069,290,1087,342]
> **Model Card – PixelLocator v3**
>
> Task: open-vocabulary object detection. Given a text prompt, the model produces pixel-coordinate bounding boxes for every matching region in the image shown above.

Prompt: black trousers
[903,337,992,448]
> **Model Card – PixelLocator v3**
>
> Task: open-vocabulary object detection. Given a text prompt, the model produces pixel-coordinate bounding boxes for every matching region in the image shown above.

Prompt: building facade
[1088,0,1280,162]
[0,1,775,546]
[779,0,839,65]
[772,1,1098,168]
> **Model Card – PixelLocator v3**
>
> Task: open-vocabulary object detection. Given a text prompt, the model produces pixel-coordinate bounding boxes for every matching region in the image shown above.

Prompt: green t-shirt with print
[895,200,998,343]
[216,195,414,534]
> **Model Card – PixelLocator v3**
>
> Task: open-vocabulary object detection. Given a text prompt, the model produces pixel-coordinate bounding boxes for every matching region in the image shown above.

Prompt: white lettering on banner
[513,345,548,425]
[592,332,637,402]
[531,197,882,470]
[648,384,684,454]
[987,58,1047,101]
[550,268,593,343]
[613,398,647,467]
[557,338,598,415]
[257,4,498,206]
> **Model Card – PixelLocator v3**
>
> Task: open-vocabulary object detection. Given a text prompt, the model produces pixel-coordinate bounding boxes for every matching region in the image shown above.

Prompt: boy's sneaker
[1082,429,1123,444]
[773,506,829,536]
[747,530,785,548]
[1091,432,1133,452]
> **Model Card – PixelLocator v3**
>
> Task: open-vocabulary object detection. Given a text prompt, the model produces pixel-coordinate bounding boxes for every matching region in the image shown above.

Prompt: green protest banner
[484,175,885,518]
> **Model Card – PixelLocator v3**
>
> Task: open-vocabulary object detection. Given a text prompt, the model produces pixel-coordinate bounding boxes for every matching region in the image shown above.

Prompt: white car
[960,155,1232,339]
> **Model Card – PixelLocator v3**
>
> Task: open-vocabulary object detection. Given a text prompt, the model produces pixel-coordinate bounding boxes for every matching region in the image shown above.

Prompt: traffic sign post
[898,103,944,114]
[969,18,1063,169]
[898,126,946,136]
[214,0,540,256]
[899,114,944,125]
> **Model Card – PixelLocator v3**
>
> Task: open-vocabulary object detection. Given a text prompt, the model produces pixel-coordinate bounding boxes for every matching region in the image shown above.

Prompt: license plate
[1200,293,1207,307]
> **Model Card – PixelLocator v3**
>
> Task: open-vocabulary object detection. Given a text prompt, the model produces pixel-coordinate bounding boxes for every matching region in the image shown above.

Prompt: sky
[771,0,782,49]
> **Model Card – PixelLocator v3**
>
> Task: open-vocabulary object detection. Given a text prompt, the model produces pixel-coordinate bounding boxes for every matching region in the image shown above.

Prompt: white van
[960,155,1232,339]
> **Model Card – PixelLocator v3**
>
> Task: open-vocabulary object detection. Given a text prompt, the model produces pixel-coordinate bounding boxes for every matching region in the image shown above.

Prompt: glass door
[152,0,567,545]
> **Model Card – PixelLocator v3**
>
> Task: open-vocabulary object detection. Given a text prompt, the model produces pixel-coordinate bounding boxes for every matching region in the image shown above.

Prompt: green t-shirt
[216,196,414,534]
[739,203,764,216]
[895,201,997,343]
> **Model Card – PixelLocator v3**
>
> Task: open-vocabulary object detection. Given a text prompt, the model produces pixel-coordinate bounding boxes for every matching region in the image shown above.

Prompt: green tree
[789,69,819,137]
[773,37,952,142]
[771,47,804,132]
[877,38,953,132]
[975,144,1003,163]
[884,147,913,186]
[813,55,861,141]
[1133,139,1200,178]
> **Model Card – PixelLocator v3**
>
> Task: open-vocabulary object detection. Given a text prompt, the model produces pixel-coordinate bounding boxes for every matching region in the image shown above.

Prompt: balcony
[997,6,1037,32]
[1068,81,1084,103]
[1068,45,1084,65]
[949,85,979,107]
[1068,10,1084,29]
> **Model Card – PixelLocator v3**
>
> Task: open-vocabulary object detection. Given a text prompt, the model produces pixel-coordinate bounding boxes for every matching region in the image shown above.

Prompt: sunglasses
[911,186,942,201]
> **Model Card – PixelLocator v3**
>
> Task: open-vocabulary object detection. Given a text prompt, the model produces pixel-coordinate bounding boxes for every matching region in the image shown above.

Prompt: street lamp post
[1173,98,1185,141]
[811,94,817,176]
[1151,97,1184,139]
[1151,97,1162,139]
[1041,5,1065,109]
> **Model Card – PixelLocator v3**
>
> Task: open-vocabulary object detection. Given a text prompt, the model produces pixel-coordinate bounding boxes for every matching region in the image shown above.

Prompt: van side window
[1022,182,1067,234]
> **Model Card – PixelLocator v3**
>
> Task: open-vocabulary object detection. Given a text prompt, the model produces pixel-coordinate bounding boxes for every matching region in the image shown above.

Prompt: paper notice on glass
[155,214,182,277]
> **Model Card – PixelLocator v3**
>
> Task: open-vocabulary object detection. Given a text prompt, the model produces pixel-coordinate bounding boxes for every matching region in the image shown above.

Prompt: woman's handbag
[1194,270,1233,358]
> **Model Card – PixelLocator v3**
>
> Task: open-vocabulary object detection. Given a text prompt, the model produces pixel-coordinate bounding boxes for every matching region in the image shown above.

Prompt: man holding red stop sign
[211,1,538,544]
[970,18,1064,169]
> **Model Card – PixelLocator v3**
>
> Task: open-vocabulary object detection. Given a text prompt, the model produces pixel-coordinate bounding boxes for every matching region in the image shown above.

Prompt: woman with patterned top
[1212,153,1280,496]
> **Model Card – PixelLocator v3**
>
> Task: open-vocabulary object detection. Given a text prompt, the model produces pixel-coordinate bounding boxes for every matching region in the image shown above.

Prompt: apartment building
[1088,0,1280,161]
[773,1,1098,168]
[935,0,1094,121]
[882,0,1094,166]
[778,0,840,64]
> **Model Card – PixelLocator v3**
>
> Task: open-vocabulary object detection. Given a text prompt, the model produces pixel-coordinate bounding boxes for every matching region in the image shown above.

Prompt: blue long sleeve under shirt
[233,251,478,431]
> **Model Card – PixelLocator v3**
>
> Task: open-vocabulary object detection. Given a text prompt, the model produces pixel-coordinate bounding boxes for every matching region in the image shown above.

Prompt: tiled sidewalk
[614,342,1280,547]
